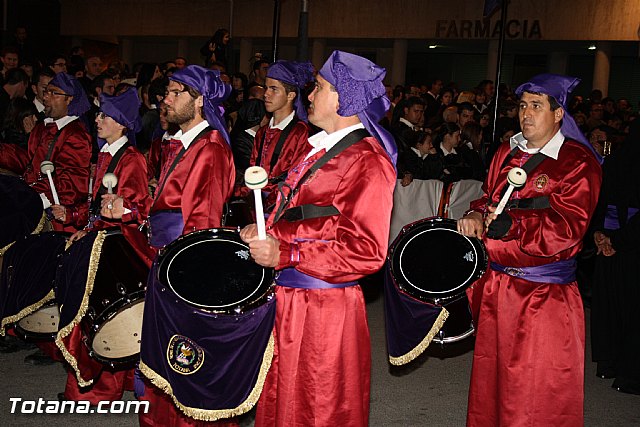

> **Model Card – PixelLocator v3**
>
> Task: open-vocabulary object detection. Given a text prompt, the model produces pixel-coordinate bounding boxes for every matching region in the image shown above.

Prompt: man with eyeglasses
[47,54,67,75]
[0,72,91,234]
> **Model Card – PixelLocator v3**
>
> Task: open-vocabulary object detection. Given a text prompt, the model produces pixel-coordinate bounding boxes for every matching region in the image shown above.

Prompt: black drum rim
[389,216,488,304]
[157,228,275,313]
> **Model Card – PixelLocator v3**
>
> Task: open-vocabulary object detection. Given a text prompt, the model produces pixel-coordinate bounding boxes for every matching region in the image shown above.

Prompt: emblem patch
[533,174,549,192]
[167,335,205,375]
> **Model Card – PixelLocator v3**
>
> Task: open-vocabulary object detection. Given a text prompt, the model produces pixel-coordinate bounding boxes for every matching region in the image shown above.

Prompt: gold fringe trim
[389,307,450,366]
[139,332,275,422]
[0,213,48,259]
[55,230,107,388]
[0,241,14,257]
[0,289,55,337]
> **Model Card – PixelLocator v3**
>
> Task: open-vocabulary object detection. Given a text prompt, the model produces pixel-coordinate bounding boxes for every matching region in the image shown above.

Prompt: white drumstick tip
[244,166,268,190]
[507,167,527,187]
[244,166,268,241]
[102,173,118,194]
[40,160,60,205]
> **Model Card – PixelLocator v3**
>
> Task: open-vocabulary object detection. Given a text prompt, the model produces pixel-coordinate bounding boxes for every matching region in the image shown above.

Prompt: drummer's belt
[490,258,576,284]
[281,204,339,222]
[503,196,550,210]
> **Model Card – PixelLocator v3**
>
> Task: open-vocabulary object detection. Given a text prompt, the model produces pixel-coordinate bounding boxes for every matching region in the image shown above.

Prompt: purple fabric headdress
[515,73,602,162]
[170,65,232,144]
[319,51,396,165]
[49,73,90,117]
[267,60,315,121]
[98,87,142,147]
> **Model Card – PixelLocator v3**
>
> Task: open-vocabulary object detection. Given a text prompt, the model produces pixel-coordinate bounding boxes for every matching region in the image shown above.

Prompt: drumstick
[244,166,268,240]
[494,167,527,216]
[40,161,60,205]
[102,173,118,210]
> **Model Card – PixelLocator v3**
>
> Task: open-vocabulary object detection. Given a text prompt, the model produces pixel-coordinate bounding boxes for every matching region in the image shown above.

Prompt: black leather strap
[506,196,550,210]
[282,204,340,222]
[273,128,370,223]
[90,142,131,214]
[255,116,299,170]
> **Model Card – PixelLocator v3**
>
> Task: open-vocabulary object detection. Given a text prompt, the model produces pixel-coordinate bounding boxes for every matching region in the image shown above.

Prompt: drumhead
[389,217,487,302]
[157,228,274,312]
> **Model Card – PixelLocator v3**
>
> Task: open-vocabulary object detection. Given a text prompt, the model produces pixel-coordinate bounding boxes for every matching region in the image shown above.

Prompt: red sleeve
[117,149,153,224]
[0,143,30,173]
[181,137,235,232]
[508,153,602,257]
[273,147,396,282]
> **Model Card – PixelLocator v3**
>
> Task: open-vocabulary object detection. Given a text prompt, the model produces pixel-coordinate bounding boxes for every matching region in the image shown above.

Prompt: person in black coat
[397,128,444,186]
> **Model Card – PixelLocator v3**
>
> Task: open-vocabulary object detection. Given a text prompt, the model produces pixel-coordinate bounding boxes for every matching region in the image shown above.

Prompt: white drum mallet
[244,166,268,240]
[102,172,118,210]
[40,160,60,205]
[494,167,527,216]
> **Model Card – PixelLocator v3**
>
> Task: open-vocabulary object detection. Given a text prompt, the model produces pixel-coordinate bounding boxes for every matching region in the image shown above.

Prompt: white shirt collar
[162,131,174,141]
[399,117,416,130]
[93,97,100,107]
[411,146,428,159]
[510,129,564,160]
[245,128,257,137]
[269,111,294,130]
[440,142,457,156]
[305,123,365,160]
[100,135,128,155]
[43,115,78,129]
[173,120,210,149]
[33,98,45,113]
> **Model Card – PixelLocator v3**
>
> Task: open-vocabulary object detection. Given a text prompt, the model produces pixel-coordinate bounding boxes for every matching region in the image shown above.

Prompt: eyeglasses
[43,89,71,97]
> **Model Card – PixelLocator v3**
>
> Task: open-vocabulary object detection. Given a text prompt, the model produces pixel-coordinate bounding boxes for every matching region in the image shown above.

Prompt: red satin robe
[139,129,236,427]
[244,119,310,207]
[465,139,601,427]
[0,119,91,232]
[253,135,396,427]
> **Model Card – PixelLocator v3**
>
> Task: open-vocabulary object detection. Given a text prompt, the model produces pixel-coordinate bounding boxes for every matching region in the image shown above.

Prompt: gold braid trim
[0,241,14,257]
[0,289,55,337]
[0,213,48,257]
[32,213,48,234]
[389,307,450,366]
[139,332,275,422]
[55,230,107,388]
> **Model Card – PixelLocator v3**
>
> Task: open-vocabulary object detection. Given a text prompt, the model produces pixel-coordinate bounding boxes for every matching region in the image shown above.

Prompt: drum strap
[505,196,550,210]
[493,147,547,203]
[272,128,370,224]
[45,128,64,162]
[90,143,130,215]
[152,126,212,208]
[256,117,299,172]
[281,204,340,222]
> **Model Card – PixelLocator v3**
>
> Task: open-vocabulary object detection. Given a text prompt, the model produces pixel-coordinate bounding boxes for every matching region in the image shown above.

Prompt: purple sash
[604,205,639,231]
[490,258,576,284]
[276,268,356,289]
[148,211,183,248]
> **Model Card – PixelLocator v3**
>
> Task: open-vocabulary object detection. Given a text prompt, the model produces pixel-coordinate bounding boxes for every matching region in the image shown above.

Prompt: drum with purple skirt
[388,216,487,344]
[157,228,275,313]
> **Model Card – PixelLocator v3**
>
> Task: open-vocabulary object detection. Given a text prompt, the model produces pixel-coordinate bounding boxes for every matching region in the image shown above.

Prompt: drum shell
[388,217,486,344]
[157,228,275,314]
[79,231,148,367]
[14,302,60,341]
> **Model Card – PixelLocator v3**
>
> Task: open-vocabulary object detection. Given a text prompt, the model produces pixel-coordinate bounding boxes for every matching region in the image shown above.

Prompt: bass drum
[389,217,487,344]
[157,228,275,314]
[80,231,148,367]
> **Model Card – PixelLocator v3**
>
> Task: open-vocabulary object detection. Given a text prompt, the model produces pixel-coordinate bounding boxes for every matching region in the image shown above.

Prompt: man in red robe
[245,60,314,209]
[241,50,397,427]
[130,65,236,427]
[458,74,602,426]
[55,87,153,406]
[0,72,91,233]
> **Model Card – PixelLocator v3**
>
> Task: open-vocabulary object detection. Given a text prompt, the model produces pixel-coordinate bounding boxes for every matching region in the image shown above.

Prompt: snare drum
[388,217,487,344]
[157,228,275,313]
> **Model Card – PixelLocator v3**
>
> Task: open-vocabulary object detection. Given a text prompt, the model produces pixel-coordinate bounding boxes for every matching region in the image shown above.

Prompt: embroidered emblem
[504,267,525,277]
[534,174,549,192]
[167,335,205,375]
[463,251,475,262]
[235,249,250,260]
